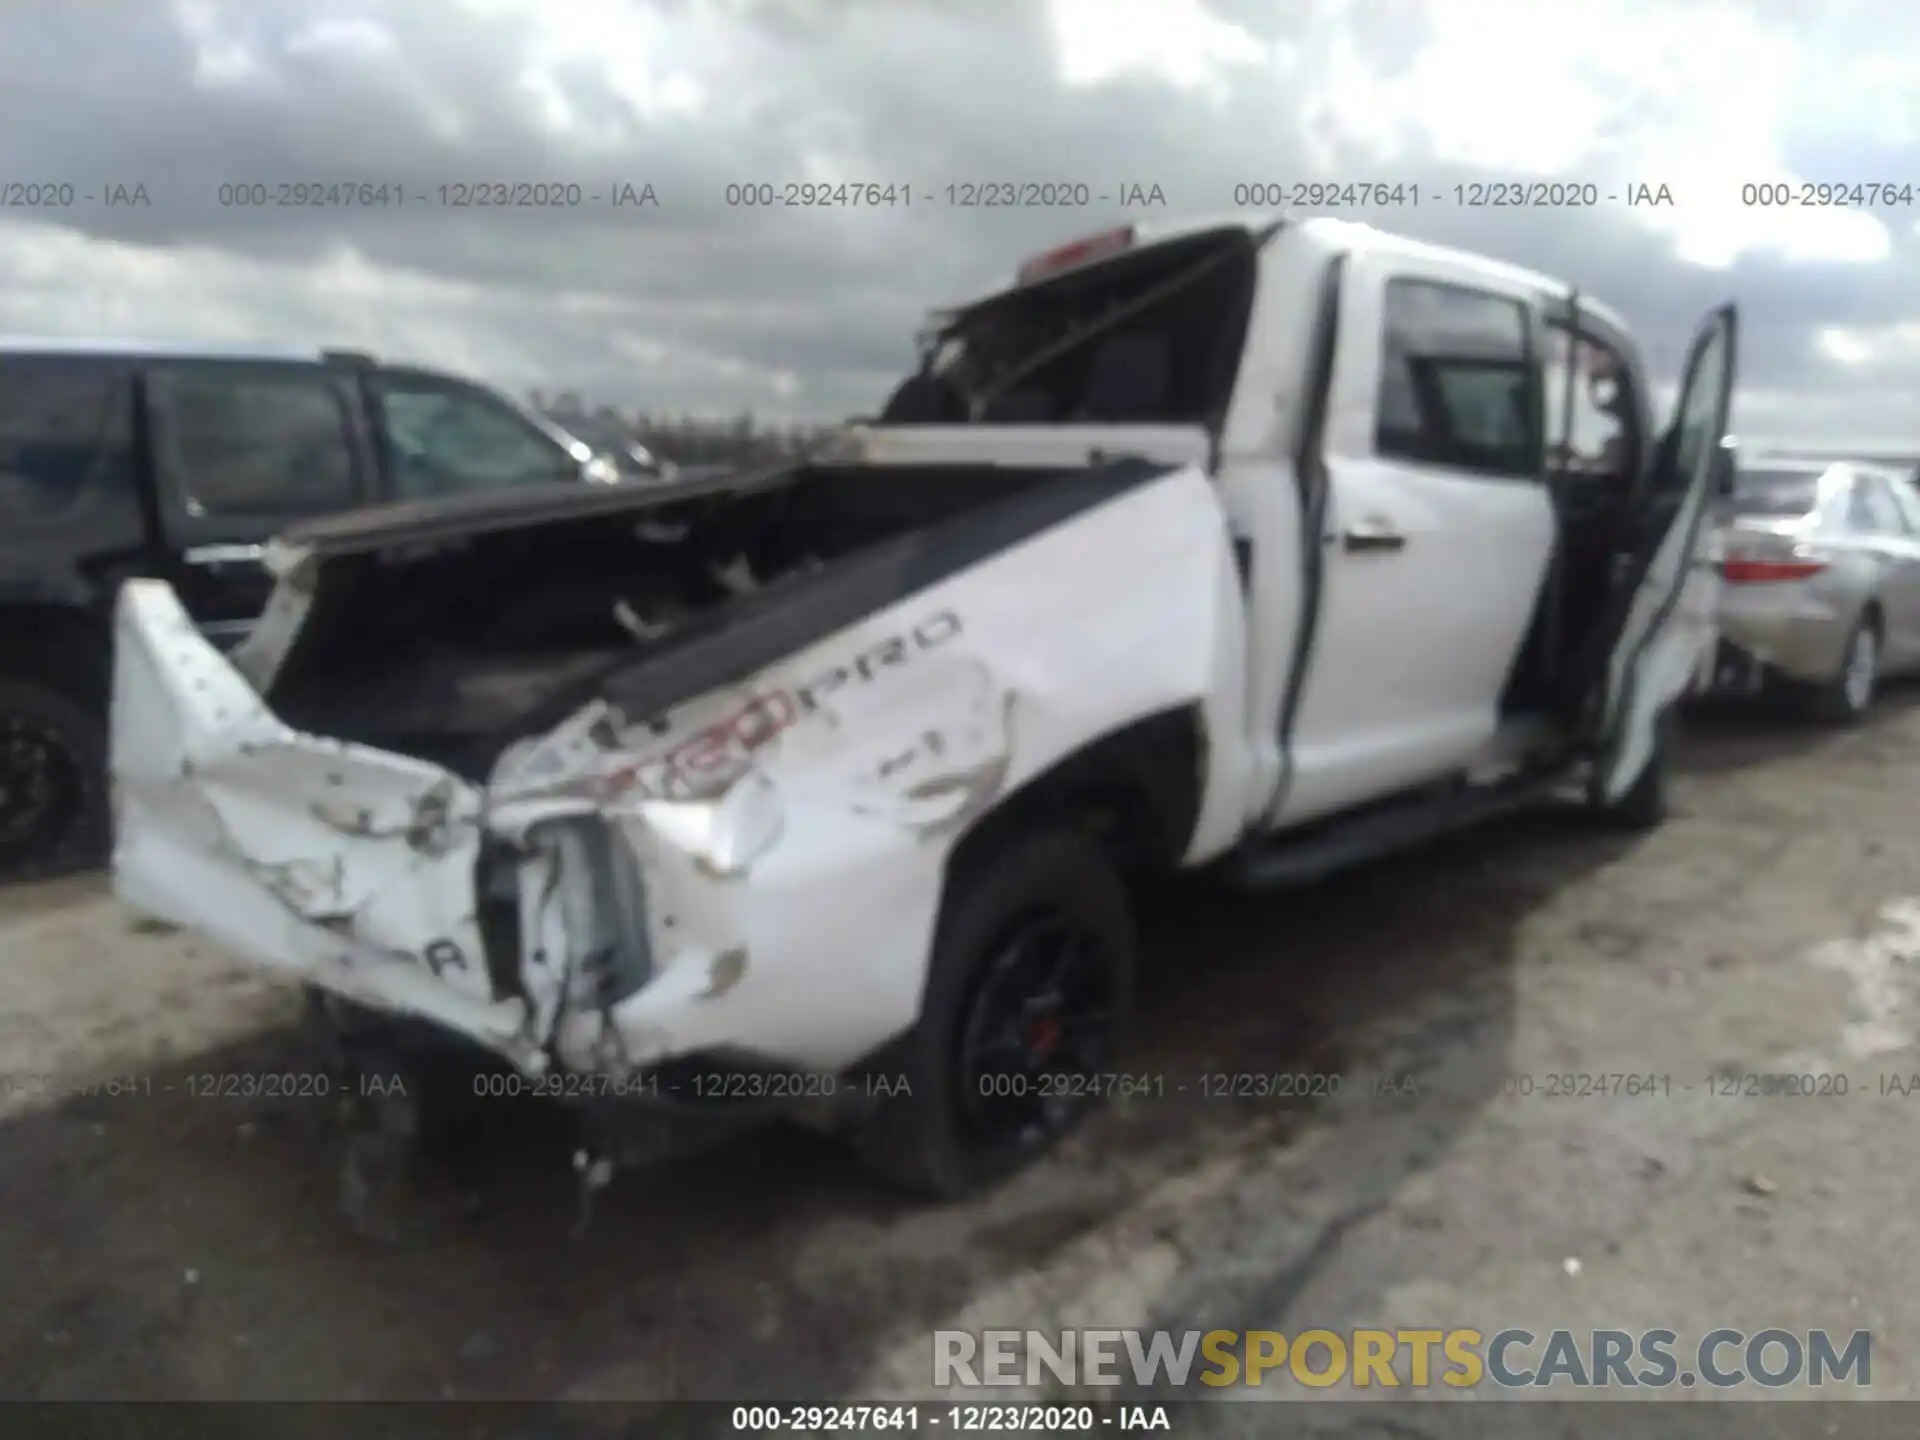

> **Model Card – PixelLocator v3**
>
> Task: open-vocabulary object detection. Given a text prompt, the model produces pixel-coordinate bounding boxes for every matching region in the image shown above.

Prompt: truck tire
[0,679,110,879]
[1807,613,1878,723]
[856,828,1135,1198]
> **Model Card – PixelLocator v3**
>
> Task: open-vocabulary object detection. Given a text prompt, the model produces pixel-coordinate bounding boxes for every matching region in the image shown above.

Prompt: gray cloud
[3,0,1917,438]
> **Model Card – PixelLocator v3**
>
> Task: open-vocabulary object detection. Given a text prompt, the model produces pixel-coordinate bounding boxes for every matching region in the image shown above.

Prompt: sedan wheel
[1844,626,1878,714]
[1812,619,1878,722]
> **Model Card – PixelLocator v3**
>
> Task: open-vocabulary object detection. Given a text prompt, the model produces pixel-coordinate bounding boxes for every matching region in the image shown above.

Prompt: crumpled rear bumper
[111,580,562,1069]
[108,580,990,1087]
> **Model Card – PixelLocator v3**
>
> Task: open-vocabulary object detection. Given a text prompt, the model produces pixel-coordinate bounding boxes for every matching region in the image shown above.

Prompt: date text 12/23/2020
[720,178,1920,210]
[729,1403,1173,1432]
[714,180,1666,209]
[19,176,1919,214]
[1496,1071,1920,1099]
[0,1070,408,1104]
[721,177,1920,210]
[1235,179,1920,209]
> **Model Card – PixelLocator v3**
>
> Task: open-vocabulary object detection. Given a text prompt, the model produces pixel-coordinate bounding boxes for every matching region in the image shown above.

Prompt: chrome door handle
[183,543,266,567]
[1342,519,1406,553]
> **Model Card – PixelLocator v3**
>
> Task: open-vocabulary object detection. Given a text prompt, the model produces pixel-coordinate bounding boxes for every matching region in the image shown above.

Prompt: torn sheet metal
[536,465,1245,1079]
[489,608,973,810]
[772,651,1015,835]
[112,580,560,1067]
[114,462,1244,1085]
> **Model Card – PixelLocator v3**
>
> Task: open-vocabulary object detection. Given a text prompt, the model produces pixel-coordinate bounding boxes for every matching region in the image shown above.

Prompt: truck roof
[1295,216,1635,337]
[949,210,1634,340]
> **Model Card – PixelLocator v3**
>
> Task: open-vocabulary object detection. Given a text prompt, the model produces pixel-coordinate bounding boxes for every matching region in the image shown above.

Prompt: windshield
[1731,466,1828,517]
[877,229,1259,427]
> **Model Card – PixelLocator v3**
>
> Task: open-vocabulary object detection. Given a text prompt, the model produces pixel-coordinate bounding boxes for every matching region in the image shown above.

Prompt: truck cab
[106,216,1737,1198]
[856,215,1734,846]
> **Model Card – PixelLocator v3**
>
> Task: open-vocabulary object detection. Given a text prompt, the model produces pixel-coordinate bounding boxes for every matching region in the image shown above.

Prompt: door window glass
[1852,475,1908,535]
[1886,476,1920,534]
[151,368,357,516]
[373,375,575,497]
[1544,328,1636,480]
[1667,328,1727,492]
[0,361,133,519]
[1376,279,1538,478]
[1733,467,1826,518]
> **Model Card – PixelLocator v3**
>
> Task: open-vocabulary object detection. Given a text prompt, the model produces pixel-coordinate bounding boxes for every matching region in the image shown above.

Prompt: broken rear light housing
[1016,226,1137,286]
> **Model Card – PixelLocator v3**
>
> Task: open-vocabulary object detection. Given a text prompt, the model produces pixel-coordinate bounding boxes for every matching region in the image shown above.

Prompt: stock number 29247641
[1504,1073,1671,1099]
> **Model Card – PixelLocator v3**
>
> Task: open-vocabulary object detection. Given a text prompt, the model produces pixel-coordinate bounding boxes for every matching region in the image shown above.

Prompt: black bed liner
[587,458,1170,730]
[266,456,1178,778]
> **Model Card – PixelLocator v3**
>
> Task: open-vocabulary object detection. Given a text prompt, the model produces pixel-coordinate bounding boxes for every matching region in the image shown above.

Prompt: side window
[1852,477,1907,536]
[372,375,575,498]
[149,367,358,516]
[0,361,134,521]
[1376,279,1537,478]
[1886,477,1920,535]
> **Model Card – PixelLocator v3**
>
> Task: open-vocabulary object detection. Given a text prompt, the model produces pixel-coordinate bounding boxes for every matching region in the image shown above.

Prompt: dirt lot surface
[5,695,1920,1427]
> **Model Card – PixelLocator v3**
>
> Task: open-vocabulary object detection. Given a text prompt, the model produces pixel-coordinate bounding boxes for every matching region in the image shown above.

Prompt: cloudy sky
[3,0,1918,445]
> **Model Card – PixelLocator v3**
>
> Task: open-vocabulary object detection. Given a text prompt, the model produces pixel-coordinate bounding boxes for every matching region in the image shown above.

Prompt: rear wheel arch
[842,707,1202,1165]
[942,705,1206,887]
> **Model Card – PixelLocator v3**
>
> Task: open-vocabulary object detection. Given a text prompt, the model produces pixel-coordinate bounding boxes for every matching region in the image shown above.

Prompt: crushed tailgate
[110,579,563,1068]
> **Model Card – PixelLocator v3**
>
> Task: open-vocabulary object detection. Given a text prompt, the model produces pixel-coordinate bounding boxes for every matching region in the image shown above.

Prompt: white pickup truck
[111,214,1737,1196]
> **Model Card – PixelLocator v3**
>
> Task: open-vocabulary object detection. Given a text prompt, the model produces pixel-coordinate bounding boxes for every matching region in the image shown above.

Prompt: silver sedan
[1700,459,1920,719]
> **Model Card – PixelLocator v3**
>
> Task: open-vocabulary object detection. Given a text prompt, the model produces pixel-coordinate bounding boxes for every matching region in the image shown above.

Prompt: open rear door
[1593,303,1738,802]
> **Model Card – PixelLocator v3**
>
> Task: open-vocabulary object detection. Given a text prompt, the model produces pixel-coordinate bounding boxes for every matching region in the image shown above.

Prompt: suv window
[0,360,134,520]
[149,367,358,516]
[372,374,576,498]
[1376,279,1538,478]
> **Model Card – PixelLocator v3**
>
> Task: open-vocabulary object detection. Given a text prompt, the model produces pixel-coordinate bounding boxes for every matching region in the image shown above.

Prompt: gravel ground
[3,693,1918,1428]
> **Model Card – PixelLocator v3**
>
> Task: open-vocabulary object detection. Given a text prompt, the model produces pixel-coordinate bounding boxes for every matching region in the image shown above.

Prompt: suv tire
[0,679,110,880]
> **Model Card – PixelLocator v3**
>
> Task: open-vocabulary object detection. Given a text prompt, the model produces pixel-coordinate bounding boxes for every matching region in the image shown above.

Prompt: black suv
[0,340,616,879]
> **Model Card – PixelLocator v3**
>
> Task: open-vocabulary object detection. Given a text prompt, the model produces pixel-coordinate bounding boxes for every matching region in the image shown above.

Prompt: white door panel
[1274,248,1556,827]
[1598,305,1737,801]
[1280,459,1552,823]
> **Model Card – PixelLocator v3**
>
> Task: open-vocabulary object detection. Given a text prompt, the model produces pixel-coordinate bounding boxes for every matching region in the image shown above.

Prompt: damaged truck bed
[112,456,1244,1131]
[112,212,1735,1197]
